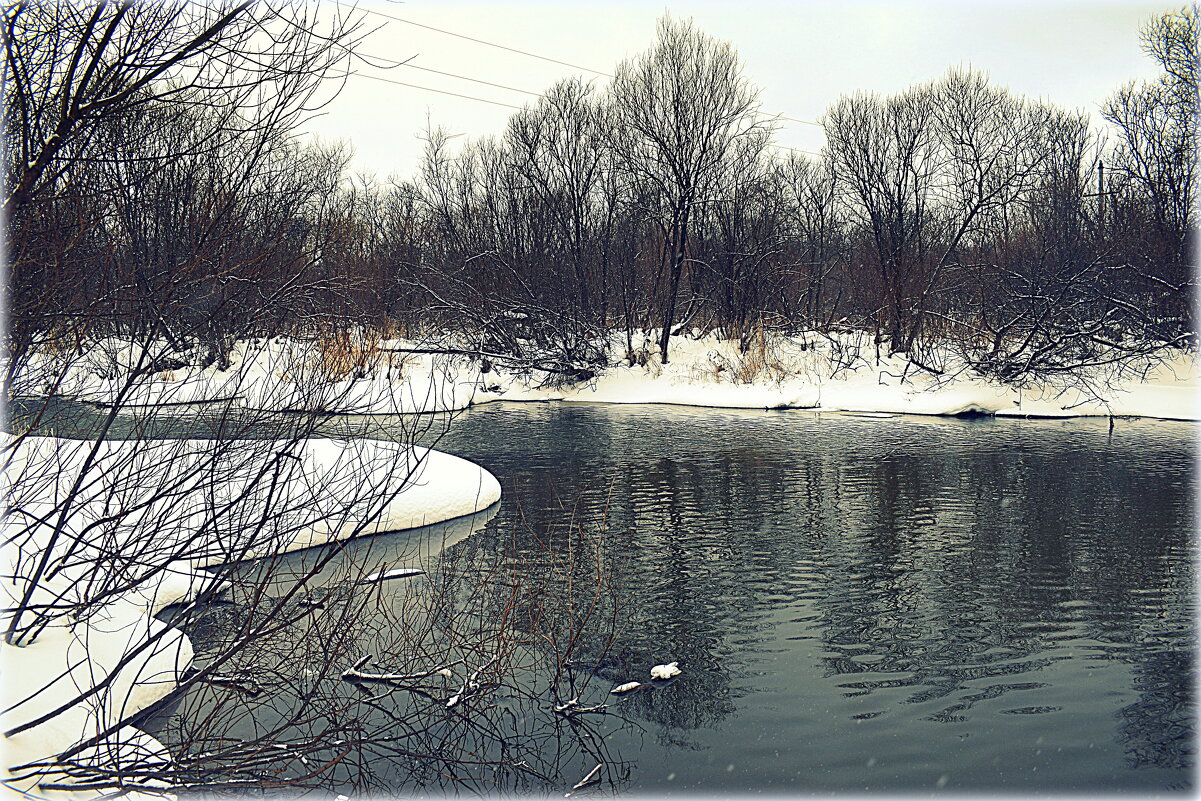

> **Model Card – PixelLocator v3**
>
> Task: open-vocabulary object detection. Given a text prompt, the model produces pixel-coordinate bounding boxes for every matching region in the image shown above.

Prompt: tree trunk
[658,212,689,363]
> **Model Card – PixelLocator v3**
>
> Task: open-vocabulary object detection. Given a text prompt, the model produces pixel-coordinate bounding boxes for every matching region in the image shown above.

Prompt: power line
[355,70,824,152]
[353,69,826,154]
[351,13,826,131]
[756,111,824,129]
[347,14,825,145]
[356,72,524,110]
[359,60,827,134]
[359,7,614,78]
[401,63,542,97]
[362,55,825,128]
[769,143,823,157]
[351,49,543,97]
[778,115,823,127]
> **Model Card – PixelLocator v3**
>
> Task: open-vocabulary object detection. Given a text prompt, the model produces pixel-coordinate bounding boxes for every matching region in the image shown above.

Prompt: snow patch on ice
[2,432,500,796]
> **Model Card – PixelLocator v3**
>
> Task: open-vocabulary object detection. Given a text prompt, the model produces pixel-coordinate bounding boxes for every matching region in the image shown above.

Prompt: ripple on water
[136,401,1193,795]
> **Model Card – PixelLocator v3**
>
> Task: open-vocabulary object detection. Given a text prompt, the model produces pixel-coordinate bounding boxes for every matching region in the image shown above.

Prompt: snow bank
[1,597,191,799]
[9,330,1197,421]
[5,436,500,564]
[482,332,1198,422]
[2,433,501,796]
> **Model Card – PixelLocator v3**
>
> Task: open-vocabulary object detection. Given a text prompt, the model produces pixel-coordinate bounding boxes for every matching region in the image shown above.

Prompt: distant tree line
[5,6,1196,389]
[3,0,373,382]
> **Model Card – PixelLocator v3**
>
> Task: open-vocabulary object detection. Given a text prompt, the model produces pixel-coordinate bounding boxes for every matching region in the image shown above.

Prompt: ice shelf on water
[2,432,500,798]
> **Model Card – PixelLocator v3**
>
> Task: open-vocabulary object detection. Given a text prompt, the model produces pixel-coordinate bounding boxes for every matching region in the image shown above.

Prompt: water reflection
[148,502,651,795]
[228,503,499,595]
[429,403,1194,793]
[15,398,1194,793]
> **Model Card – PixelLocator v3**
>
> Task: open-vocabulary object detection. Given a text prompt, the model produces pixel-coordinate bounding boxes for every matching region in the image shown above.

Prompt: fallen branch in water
[206,673,262,697]
[566,762,603,796]
[363,567,425,583]
[446,656,497,707]
[341,655,461,685]
[553,698,612,716]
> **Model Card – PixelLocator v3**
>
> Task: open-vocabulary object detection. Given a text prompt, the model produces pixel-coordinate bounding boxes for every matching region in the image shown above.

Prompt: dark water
[425,403,1195,794]
[12,398,1196,793]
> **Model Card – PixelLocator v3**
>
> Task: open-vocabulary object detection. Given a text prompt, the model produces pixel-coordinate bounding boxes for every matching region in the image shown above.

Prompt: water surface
[426,403,1194,794]
[14,398,1195,793]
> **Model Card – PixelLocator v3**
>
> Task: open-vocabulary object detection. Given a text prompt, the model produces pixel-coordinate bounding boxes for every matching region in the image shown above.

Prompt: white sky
[299,1,1173,180]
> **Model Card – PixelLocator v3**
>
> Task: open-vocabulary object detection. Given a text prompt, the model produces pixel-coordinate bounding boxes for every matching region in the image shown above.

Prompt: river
[13,398,1195,794]
[424,403,1195,794]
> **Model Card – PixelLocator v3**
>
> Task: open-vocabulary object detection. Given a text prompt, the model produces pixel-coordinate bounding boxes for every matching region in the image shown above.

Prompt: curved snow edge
[3,438,501,798]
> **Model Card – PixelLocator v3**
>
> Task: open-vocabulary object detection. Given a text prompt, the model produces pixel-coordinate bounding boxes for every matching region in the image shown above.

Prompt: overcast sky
[298,1,1173,180]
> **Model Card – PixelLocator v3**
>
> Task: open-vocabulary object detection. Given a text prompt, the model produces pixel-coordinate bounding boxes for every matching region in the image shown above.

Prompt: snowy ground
[12,330,1196,421]
[497,332,1198,421]
[1,433,500,798]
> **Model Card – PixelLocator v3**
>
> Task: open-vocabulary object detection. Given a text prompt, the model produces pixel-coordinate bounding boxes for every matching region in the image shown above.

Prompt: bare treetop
[2,0,366,213]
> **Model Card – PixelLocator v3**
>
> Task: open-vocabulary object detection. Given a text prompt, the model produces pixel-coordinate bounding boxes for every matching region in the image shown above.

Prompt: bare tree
[2,1,361,214]
[775,153,847,329]
[608,16,768,363]
[507,78,609,326]
[1102,4,1197,309]
[3,1,369,389]
[691,127,785,347]
[825,83,941,350]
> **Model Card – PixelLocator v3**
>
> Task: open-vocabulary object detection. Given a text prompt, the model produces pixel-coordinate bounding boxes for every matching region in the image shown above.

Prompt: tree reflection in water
[430,403,1193,792]
[147,403,1191,793]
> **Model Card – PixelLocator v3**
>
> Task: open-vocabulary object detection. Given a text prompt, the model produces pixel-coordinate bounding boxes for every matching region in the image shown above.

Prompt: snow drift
[2,433,501,797]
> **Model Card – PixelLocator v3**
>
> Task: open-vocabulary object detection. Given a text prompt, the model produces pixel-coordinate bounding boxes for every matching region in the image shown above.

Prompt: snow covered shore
[14,331,1196,421]
[2,434,500,797]
[495,334,1199,421]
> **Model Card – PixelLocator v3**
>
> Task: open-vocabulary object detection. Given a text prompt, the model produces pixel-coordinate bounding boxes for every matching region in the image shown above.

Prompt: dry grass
[627,342,664,378]
[311,328,385,382]
[698,326,791,385]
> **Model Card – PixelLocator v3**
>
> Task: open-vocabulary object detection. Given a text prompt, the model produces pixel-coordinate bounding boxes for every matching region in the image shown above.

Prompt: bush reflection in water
[61,399,1190,794]
[428,403,1194,794]
[151,500,642,795]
